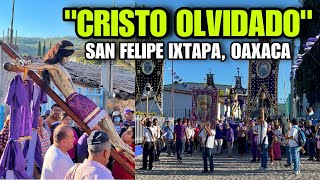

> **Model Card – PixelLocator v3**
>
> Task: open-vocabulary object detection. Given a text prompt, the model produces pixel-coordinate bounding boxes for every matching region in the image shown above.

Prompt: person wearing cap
[42,110,52,136]
[65,130,114,179]
[163,119,174,156]
[77,125,101,163]
[41,124,75,179]
[112,111,122,134]
[122,109,135,127]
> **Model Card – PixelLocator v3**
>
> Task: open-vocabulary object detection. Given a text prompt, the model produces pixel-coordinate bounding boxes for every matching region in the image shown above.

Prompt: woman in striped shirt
[38,116,51,158]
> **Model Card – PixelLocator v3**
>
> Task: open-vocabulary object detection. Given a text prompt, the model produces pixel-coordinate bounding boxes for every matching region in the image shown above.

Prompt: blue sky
[0,0,301,101]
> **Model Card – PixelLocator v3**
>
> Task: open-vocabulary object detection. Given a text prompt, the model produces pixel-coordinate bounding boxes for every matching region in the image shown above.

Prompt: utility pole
[101,0,115,111]
[9,0,15,45]
[290,39,296,118]
[171,60,174,119]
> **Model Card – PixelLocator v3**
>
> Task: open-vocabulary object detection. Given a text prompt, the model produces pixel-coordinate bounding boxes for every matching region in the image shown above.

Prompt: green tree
[37,41,41,56]
[42,41,46,57]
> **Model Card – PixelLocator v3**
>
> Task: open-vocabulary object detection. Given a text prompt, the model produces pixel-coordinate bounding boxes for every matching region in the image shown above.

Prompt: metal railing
[162,108,192,119]
[135,115,166,144]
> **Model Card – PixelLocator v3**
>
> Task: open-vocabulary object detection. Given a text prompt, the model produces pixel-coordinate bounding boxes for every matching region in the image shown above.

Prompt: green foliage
[37,41,41,56]
[42,41,46,57]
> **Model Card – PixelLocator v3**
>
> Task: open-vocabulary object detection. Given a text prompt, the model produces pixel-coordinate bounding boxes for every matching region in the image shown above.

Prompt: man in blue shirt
[163,120,174,156]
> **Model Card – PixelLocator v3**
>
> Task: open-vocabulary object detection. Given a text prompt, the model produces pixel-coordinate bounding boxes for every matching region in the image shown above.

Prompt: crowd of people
[0,104,136,179]
[139,114,320,176]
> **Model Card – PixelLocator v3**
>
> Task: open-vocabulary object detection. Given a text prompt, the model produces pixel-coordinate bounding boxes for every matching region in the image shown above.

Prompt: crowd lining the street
[0,104,135,179]
[139,111,320,176]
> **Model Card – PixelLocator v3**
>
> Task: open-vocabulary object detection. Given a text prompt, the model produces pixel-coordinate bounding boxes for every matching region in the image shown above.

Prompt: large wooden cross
[0,41,134,178]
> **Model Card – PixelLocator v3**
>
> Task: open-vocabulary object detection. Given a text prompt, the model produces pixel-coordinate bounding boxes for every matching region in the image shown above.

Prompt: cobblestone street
[136,150,320,180]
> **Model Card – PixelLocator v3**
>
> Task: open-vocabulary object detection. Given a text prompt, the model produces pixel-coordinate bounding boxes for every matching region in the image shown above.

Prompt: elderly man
[41,124,75,179]
[65,130,114,179]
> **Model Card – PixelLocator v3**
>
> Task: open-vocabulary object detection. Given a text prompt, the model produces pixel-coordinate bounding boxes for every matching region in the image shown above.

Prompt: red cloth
[194,127,200,139]
[273,142,281,160]
[112,143,135,179]
[67,129,79,159]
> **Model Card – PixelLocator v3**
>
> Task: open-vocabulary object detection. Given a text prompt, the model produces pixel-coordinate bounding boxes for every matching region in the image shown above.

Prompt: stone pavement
[135,150,320,180]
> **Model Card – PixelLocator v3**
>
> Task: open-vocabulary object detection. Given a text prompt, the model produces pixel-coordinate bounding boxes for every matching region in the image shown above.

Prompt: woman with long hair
[17,40,134,161]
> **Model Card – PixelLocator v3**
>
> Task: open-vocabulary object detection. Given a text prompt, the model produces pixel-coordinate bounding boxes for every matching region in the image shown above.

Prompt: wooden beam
[1,41,135,178]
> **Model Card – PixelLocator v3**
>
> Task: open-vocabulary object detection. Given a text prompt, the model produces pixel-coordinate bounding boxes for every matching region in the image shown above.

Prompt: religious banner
[135,60,164,110]
[247,59,279,118]
[192,87,219,128]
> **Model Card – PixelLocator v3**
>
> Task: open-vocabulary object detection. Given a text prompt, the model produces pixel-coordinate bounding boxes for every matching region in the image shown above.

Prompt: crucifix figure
[11,40,134,161]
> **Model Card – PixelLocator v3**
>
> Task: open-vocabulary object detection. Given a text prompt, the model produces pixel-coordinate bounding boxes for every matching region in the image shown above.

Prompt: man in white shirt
[141,119,156,170]
[65,130,114,179]
[186,120,195,156]
[287,118,301,175]
[256,115,268,171]
[41,124,75,179]
[153,118,163,161]
[199,123,216,173]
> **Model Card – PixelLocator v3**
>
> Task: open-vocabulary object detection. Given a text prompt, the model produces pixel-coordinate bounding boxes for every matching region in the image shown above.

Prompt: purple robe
[226,128,234,143]
[5,76,33,139]
[0,140,29,178]
[0,75,34,179]
[21,84,47,172]
[248,129,258,144]
[32,85,47,128]
[77,133,89,161]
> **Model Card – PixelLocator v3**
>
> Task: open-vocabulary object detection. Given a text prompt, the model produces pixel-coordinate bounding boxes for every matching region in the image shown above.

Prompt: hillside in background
[2,36,135,70]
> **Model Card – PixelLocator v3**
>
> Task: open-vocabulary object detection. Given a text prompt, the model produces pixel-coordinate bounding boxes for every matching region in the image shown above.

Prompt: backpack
[294,127,306,147]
